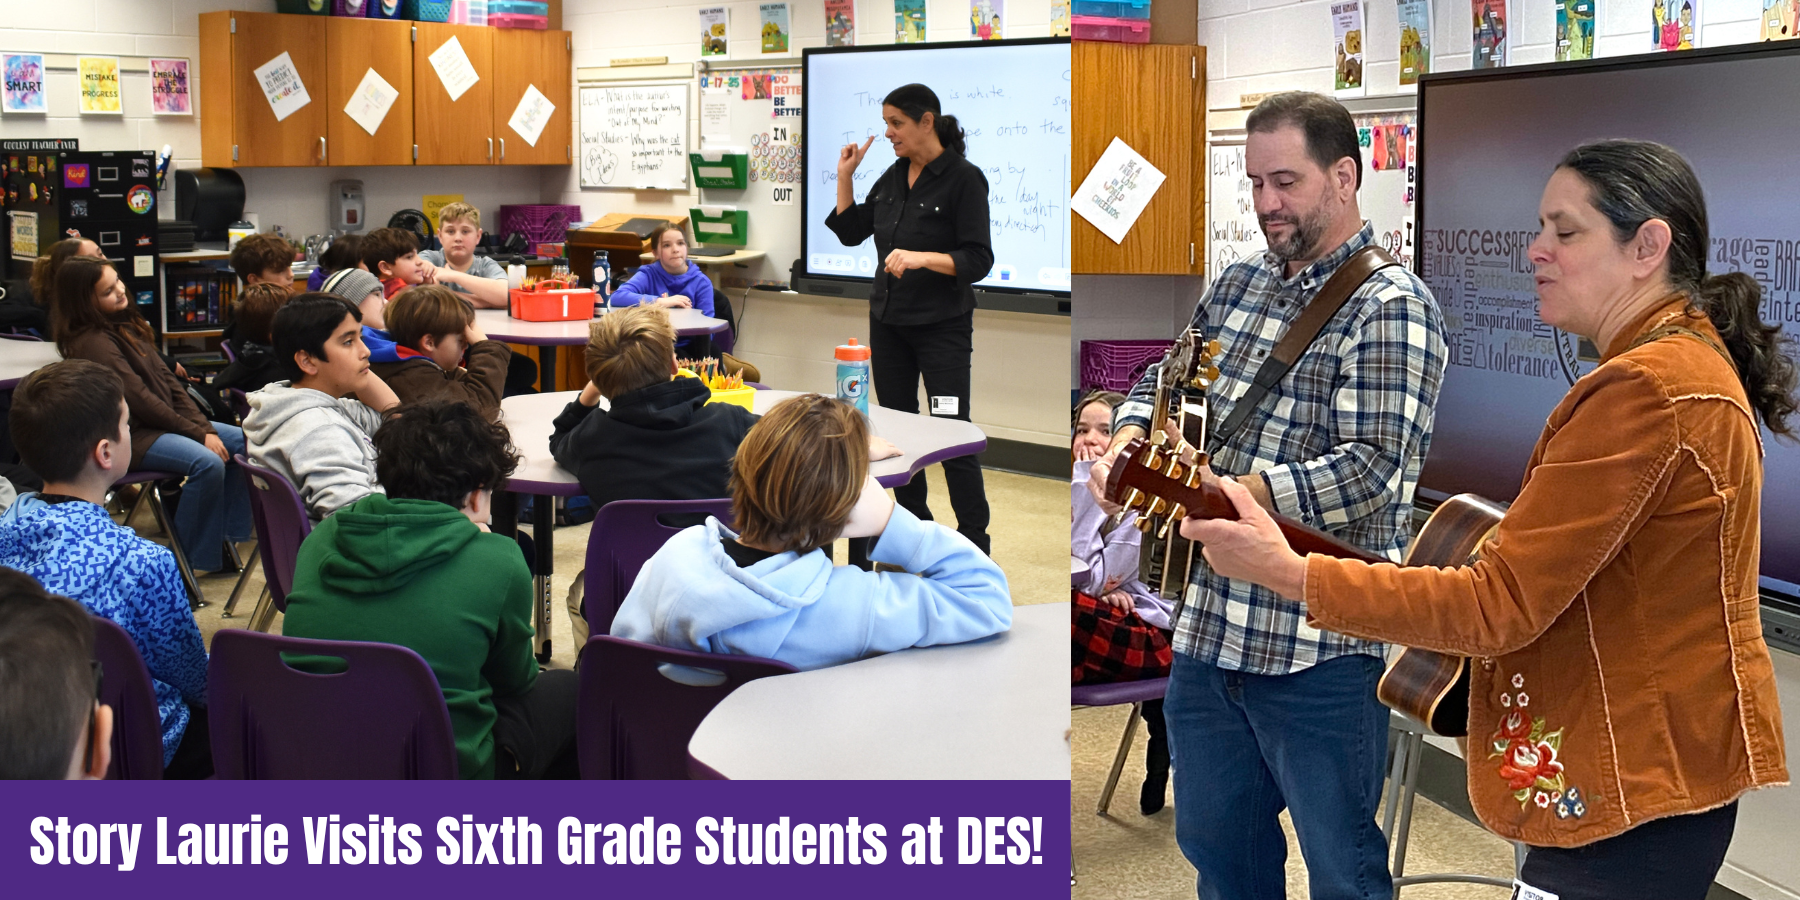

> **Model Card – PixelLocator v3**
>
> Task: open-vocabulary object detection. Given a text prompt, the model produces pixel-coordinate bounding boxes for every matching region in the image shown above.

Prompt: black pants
[867,310,990,554]
[1518,802,1737,900]
[492,668,579,779]
[504,355,539,397]
[164,705,214,780]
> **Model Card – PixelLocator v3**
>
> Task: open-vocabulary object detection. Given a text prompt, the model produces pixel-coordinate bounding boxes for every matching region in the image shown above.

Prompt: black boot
[1140,698,1170,815]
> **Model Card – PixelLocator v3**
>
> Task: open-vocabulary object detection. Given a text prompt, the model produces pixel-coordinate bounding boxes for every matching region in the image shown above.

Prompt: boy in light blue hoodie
[611,394,1010,670]
[0,360,210,775]
[609,224,716,356]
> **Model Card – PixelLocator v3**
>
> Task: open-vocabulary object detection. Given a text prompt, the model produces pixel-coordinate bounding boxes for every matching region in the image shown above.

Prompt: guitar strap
[1210,245,1402,448]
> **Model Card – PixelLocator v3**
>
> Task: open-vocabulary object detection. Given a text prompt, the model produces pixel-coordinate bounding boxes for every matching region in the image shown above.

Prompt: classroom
[1070,1,1800,897]
[0,0,1070,791]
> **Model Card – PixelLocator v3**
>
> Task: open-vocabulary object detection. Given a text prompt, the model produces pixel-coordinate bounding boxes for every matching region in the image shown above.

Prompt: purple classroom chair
[231,454,312,631]
[220,339,238,364]
[207,630,459,779]
[225,387,250,422]
[1071,677,1169,816]
[0,331,44,341]
[576,635,795,780]
[582,498,733,635]
[90,614,166,780]
[112,470,204,609]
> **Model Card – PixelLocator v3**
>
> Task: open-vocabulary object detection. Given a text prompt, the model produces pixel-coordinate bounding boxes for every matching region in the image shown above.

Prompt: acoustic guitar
[1101,436,1506,738]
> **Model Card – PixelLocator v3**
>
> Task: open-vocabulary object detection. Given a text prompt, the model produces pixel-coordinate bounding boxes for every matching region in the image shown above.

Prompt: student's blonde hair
[585,305,675,399]
[437,202,480,230]
[730,394,869,554]
[385,284,473,350]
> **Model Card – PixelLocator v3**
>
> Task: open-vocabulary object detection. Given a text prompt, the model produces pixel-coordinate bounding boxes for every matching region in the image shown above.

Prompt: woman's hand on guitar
[1181,476,1308,601]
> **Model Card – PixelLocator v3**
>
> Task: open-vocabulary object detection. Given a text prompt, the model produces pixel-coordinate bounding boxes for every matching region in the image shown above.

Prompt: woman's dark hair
[1245,91,1363,189]
[30,238,96,309]
[271,292,362,382]
[881,83,966,158]
[373,400,520,510]
[1558,140,1798,436]
[49,256,155,356]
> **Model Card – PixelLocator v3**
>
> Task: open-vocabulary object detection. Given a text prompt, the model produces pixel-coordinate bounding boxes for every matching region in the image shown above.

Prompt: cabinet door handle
[318,136,326,162]
[500,138,506,161]
[488,137,493,159]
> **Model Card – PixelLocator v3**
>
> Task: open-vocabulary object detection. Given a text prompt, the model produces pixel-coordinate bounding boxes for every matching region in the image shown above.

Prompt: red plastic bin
[1072,15,1152,42]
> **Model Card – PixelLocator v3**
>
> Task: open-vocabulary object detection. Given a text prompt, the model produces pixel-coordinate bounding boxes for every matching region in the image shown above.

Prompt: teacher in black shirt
[825,83,994,555]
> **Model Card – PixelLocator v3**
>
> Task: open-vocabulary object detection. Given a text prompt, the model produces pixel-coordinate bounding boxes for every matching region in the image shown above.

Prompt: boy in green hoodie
[282,400,577,779]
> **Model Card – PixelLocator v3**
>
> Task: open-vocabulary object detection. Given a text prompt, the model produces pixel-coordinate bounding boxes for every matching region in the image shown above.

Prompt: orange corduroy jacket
[1305,297,1788,848]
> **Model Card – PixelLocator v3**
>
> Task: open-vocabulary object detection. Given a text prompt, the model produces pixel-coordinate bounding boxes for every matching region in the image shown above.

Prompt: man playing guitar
[1089,92,1448,900]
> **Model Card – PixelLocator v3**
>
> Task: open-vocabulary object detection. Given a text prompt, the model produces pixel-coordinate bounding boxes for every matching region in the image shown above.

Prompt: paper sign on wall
[150,59,191,115]
[701,88,732,145]
[700,7,730,57]
[1072,137,1167,245]
[344,68,399,135]
[3,55,48,114]
[78,57,122,115]
[429,36,480,102]
[508,84,555,147]
[253,52,312,122]
[422,194,464,232]
[10,211,38,258]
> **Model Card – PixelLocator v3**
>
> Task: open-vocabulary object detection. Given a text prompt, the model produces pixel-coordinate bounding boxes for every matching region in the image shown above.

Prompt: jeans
[1519,802,1737,899]
[867,311,990,554]
[1166,652,1393,900]
[138,424,253,572]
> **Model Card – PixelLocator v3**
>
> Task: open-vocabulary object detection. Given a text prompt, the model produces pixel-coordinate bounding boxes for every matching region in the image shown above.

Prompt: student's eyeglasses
[85,659,105,775]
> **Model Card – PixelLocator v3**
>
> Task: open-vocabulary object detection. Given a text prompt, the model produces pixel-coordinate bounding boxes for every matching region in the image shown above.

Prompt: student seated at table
[27,237,98,309]
[0,360,210,777]
[419,203,508,308]
[51,256,252,575]
[373,284,511,420]
[229,232,297,291]
[321,266,403,366]
[609,224,715,356]
[0,568,114,780]
[214,283,292,394]
[244,293,401,520]
[305,233,362,293]
[282,399,578,779]
[362,226,429,301]
[611,393,1012,670]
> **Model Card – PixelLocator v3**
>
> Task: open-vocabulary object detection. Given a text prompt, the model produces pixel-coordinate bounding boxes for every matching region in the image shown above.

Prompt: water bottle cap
[834,338,870,361]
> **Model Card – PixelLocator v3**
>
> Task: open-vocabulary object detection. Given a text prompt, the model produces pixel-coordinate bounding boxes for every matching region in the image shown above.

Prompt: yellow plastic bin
[707,384,757,410]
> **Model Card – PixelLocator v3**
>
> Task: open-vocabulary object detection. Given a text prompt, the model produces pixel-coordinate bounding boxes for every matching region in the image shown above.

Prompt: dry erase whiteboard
[579,82,690,191]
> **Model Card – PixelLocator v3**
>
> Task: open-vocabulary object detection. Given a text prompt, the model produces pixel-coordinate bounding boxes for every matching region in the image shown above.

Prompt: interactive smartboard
[801,38,1072,296]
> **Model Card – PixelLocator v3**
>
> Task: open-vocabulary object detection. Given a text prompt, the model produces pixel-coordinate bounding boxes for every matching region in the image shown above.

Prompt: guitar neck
[1156,477,1388,565]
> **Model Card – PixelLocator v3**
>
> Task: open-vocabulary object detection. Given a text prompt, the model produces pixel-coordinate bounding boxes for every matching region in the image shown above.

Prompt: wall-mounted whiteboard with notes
[1205,142,1262,287]
[579,82,689,191]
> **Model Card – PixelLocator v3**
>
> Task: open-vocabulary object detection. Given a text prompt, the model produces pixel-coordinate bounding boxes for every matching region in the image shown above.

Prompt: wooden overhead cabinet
[492,29,571,166]
[413,22,496,166]
[199,12,329,168]
[325,17,415,167]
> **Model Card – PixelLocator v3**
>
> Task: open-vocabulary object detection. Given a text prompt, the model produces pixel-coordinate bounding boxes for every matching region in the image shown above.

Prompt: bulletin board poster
[1051,0,1071,35]
[1473,0,1508,68]
[78,56,122,115]
[896,0,928,43]
[1333,0,1365,94]
[1653,0,1696,49]
[1397,0,1431,86]
[972,0,1005,39]
[825,0,856,45]
[2,54,47,114]
[150,58,192,115]
[761,3,791,54]
[700,7,730,57]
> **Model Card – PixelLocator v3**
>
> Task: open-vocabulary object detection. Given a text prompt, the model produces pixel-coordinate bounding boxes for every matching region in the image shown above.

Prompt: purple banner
[3,780,1068,897]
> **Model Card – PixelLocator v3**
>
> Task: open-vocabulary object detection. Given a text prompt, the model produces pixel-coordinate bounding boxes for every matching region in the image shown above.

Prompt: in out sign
[771,185,795,205]
[770,125,790,145]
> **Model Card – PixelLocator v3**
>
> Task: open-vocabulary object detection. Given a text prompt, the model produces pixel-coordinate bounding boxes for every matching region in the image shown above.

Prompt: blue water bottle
[835,338,871,416]
[593,256,612,307]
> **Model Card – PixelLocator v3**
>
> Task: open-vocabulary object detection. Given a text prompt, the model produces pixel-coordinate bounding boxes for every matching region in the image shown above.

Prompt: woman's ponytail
[1695,271,1798,437]
[935,113,967,157]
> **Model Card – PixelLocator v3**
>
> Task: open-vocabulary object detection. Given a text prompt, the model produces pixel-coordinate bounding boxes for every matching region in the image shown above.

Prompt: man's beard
[1260,206,1329,262]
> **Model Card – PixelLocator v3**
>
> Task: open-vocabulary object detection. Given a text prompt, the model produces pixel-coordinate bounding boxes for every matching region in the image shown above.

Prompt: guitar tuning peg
[1142,447,1163,468]
[1135,516,1156,534]
[1147,497,1169,517]
[1205,366,1220,381]
[1170,503,1186,521]
[1164,457,1184,480]
[1123,488,1145,509]
[1207,340,1222,356]
[1185,467,1203,488]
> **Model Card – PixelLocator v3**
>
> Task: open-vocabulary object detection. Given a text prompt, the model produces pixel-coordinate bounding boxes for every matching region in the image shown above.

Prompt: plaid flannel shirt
[1115,223,1448,675]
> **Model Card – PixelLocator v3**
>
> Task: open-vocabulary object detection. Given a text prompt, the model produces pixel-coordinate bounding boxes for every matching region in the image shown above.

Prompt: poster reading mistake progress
[802,40,1072,295]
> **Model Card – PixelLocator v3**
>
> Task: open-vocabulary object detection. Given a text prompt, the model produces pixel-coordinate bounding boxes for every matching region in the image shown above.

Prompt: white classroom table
[0,339,63,390]
[688,601,1070,780]
[473,307,728,392]
[495,388,989,663]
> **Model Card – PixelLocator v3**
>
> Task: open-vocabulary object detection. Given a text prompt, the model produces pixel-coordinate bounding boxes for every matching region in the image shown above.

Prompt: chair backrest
[583,498,733,635]
[89,615,166,780]
[207,630,459,779]
[235,454,312,613]
[0,331,44,341]
[225,387,250,421]
[220,338,238,363]
[576,635,795,779]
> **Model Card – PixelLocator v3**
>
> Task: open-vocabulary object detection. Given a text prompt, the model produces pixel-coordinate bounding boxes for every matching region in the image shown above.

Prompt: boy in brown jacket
[372,285,511,419]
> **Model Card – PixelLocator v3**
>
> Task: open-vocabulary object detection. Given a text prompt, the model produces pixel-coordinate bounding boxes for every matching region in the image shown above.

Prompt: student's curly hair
[373,400,520,510]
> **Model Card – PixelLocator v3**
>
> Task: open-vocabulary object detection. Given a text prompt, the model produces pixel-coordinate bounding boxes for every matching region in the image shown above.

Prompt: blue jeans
[1166,652,1393,900]
[139,423,252,572]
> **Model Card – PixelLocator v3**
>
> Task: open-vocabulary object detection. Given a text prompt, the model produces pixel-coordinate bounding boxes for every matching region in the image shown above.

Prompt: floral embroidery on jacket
[1488,674,1586,817]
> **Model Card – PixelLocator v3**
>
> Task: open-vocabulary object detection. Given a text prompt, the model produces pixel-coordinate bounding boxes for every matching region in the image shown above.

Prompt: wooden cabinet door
[1072,43,1206,274]
[326,18,414,167]
[492,29,571,166]
[413,22,495,166]
[229,12,330,167]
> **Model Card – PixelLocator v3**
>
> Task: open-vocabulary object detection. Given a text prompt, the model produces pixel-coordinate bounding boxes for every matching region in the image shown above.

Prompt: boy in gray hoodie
[244,293,402,520]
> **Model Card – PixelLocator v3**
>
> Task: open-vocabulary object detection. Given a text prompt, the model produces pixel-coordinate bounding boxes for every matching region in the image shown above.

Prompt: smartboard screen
[802,39,1071,296]
[1415,44,1800,595]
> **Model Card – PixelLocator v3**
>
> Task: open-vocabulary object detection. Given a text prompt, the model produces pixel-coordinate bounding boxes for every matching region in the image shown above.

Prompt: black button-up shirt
[824,149,995,326]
